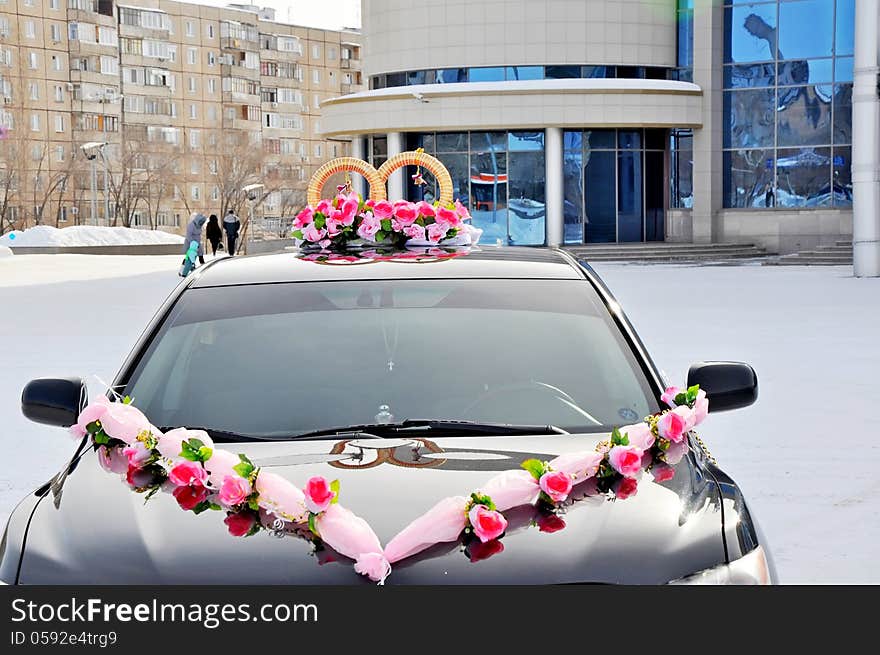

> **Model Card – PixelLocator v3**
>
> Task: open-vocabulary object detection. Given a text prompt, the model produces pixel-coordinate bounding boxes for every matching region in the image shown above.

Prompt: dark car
[1,248,775,584]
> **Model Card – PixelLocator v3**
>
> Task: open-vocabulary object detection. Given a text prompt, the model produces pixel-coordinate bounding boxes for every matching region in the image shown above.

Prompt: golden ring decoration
[306,151,454,206]
[306,157,386,206]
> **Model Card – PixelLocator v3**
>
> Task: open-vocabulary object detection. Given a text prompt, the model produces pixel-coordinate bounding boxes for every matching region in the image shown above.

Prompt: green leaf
[673,392,688,406]
[122,395,132,405]
[247,497,260,512]
[375,230,387,242]
[520,458,546,481]
[330,479,340,504]
[233,454,256,480]
[380,219,392,232]
[610,427,629,447]
[292,229,303,240]
[469,492,496,511]
[209,503,222,511]
[192,501,212,515]
[179,438,211,463]
[92,430,110,445]
[314,216,326,229]
[308,513,320,537]
[686,384,700,404]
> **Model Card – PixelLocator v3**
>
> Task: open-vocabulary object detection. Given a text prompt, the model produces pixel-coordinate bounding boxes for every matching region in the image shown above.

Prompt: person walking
[223,208,241,256]
[206,214,223,257]
[184,212,207,266]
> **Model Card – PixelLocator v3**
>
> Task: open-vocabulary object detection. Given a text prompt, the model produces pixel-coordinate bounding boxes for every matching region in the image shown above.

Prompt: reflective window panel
[835,0,855,55]
[723,149,775,208]
[778,0,834,60]
[776,85,832,147]
[775,147,832,207]
[832,147,852,206]
[724,4,777,63]
[724,88,775,148]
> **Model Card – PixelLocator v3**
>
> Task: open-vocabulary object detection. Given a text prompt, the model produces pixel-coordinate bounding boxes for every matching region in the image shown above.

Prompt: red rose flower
[173,484,209,511]
[224,512,256,537]
[615,477,639,500]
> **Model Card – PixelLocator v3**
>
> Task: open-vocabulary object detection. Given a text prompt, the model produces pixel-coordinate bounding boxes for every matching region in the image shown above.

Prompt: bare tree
[103,137,151,227]
[30,143,72,227]
[0,75,28,235]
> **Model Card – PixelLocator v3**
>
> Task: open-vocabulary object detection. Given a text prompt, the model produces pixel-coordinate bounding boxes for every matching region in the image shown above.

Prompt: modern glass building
[319,0,869,254]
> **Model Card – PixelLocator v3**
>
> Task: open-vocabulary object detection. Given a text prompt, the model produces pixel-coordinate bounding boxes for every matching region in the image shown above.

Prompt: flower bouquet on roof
[291,193,482,250]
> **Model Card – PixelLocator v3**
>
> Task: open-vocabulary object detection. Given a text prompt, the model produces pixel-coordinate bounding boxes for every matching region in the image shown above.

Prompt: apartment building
[0,0,363,234]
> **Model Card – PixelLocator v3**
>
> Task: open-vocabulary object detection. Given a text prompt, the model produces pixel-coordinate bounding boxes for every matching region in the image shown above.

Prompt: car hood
[19,433,725,584]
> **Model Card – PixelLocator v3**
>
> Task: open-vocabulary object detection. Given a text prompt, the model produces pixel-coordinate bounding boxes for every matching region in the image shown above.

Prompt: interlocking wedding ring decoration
[293,150,480,251]
[72,385,708,584]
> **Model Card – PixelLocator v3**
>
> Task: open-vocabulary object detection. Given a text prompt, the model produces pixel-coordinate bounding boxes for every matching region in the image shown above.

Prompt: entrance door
[583,150,616,243]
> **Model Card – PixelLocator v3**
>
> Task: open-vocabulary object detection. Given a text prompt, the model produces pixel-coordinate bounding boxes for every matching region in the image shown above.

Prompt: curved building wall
[364,0,678,76]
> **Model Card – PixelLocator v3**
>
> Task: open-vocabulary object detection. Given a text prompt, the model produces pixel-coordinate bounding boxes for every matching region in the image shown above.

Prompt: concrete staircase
[764,241,853,266]
[563,242,772,264]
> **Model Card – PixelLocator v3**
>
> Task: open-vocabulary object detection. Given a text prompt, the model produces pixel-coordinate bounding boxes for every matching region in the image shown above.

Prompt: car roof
[190,247,585,287]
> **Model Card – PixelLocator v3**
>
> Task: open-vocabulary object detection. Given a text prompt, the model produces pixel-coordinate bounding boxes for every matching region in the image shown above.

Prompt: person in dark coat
[223,209,241,256]
[184,212,207,266]
[206,214,223,256]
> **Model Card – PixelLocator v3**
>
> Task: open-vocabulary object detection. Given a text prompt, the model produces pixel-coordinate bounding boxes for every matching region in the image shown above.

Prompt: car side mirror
[686,361,757,413]
[21,377,87,428]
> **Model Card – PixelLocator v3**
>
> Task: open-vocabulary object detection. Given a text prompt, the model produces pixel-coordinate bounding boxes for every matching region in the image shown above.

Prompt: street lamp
[241,183,264,255]
[80,142,107,226]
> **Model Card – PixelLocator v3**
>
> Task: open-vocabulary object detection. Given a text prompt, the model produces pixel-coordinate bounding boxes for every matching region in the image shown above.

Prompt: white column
[545,127,564,247]
[853,0,880,277]
[691,2,724,244]
[350,136,366,198]
[386,132,405,200]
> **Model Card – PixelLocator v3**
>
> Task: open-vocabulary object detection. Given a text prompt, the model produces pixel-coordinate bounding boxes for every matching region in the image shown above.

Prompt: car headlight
[669,546,771,585]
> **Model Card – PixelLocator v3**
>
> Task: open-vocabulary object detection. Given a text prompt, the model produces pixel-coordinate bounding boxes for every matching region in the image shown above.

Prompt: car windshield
[122,278,659,438]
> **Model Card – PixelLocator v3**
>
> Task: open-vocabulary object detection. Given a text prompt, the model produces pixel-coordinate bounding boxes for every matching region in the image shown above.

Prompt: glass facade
[563,130,666,244]
[371,65,672,89]
[405,132,546,245]
[670,129,694,208]
[676,0,695,82]
[723,0,854,208]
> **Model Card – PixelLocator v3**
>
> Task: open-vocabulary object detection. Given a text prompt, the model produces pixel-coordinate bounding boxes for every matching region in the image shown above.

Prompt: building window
[191,158,199,175]
[55,145,65,162]
[25,21,35,39]
[207,24,215,39]
[30,113,40,131]
[191,185,201,200]
[313,143,322,158]
[185,21,194,37]
[188,48,197,65]
[189,129,200,148]
[50,0,59,9]
[312,69,320,84]
[54,114,64,132]
[722,0,854,208]
[28,52,39,69]
[327,46,337,60]
[189,103,197,119]
[188,77,197,93]
[54,85,64,102]
[211,186,219,201]
[311,44,320,59]
[50,23,62,43]
[676,0,694,82]
[29,82,39,101]
[207,51,216,66]
[670,129,693,209]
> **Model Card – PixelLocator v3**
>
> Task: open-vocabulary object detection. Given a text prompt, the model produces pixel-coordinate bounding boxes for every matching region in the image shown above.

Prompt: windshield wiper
[290,419,569,441]
[156,427,271,443]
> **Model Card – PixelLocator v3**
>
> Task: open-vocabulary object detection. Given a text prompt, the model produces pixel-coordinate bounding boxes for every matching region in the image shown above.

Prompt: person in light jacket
[184,212,207,266]
[223,209,241,256]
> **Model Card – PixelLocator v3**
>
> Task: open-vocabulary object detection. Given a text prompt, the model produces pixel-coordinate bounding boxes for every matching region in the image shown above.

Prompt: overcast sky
[196,0,361,30]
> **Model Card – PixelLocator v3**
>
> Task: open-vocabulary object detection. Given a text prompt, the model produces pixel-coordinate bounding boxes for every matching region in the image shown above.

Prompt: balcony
[221,37,259,51]
[220,63,260,81]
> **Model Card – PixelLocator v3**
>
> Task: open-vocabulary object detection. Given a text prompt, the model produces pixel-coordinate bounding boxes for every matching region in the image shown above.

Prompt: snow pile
[0,225,184,248]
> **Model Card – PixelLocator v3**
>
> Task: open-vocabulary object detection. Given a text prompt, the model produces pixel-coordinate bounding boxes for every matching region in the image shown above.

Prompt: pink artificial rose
[224,512,256,537]
[340,195,359,225]
[615,477,639,500]
[657,409,688,443]
[661,386,682,408]
[539,471,573,503]
[365,199,376,209]
[436,206,460,227]
[372,200,393,219]
[125,465,157,490]
[426,222,448,243]
[173,484,209,511]
[155,428,213,462]
[415,201,436,218]
[168,460,208,487]
[97,445,128,474]
[608,445,644,478]
[652,462,675,483]
[354,553,392,583]
[303,224,327,243]
[218,475,252,506]
[122,441,152,468]
[315,199,332,215]
[293,206,313,229]
[392,201,418,225]
[357,213,381,241]
[468,504,508,543]
[693,389,709,425]
[403,224,426,241]
[663,438,690,465]
[303,476,336,514]
[454,199,471,219]
[620,422,655,450]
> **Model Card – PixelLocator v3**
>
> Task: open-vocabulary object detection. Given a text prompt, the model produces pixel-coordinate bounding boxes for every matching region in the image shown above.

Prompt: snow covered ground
[1,225,183,248]
[0,253,878,583]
